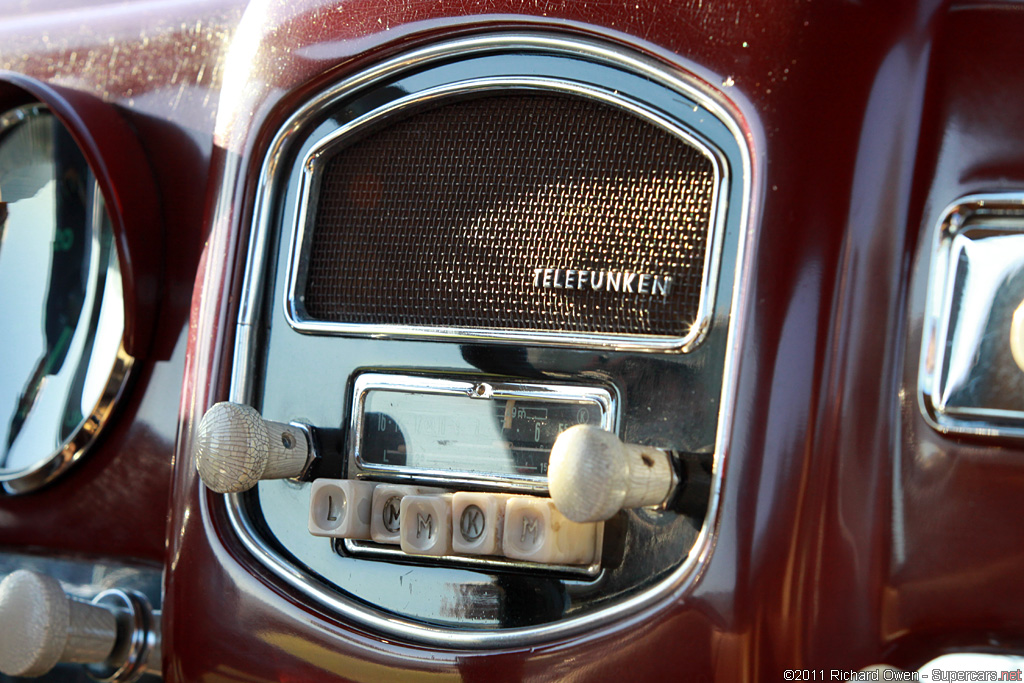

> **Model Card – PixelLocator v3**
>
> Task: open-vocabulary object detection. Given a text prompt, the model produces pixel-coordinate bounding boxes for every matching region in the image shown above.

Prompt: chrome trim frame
[919,193,1024,438]
[282,77,727,354]
[86,589,162,682]
[0,105,135,493]
[0,342,133,495]
[349,372,615,491]
[222,32,756,648]
[0,101,44,131]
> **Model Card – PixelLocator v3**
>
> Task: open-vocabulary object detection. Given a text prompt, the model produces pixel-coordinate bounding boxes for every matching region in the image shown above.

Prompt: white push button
[451,492,510,556]
[370,484,438,544]
[308,479,376,539]
[502,497,601,565]
[399,495,453,556]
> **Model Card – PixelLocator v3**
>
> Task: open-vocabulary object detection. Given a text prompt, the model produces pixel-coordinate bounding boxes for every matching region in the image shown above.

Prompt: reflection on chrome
[0,105,131,492]
[920,195,1024,437]
[938,232,1024,414]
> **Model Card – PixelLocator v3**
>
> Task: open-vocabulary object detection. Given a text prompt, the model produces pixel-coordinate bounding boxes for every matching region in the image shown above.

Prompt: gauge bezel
[0,98,137,494]
[0,74,162,360]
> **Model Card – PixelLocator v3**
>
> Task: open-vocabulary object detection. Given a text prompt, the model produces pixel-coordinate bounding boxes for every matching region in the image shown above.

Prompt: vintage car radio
[194,35,750,643]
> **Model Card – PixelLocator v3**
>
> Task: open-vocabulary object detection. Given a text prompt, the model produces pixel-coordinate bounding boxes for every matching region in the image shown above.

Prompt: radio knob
[0,570,117,677]
[548,425,677,523]
[194,402,312,494]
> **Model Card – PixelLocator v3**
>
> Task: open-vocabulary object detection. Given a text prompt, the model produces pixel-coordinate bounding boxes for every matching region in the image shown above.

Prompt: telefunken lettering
[532,268,673,296]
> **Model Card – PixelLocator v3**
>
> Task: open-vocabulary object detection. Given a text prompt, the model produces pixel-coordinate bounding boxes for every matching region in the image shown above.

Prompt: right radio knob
[548,425,710,523]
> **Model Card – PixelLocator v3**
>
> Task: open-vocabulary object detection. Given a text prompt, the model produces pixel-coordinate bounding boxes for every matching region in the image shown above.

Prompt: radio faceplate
[222,34,752,644]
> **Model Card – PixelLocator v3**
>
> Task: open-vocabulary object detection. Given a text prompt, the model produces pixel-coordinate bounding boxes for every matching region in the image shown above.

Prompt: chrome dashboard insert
[341,373,615,576]
[349,373,616,491]
[221,33,755,647]
[919,193,1024,438]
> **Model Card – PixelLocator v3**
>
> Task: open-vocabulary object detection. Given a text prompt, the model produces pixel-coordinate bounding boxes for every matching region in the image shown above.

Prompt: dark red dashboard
[2,0,1024,680]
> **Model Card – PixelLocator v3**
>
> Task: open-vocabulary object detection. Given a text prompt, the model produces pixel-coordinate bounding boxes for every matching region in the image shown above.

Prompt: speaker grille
[301,92,718,339]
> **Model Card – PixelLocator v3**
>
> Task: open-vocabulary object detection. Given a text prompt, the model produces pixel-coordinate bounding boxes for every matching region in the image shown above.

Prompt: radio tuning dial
[548,425,678,523]
[194,402,312,494]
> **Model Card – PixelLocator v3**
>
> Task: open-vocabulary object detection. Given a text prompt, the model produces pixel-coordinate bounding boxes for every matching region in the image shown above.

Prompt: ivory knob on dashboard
[548,425,677,523]
[0,570,117,677]
[194,401,312,494]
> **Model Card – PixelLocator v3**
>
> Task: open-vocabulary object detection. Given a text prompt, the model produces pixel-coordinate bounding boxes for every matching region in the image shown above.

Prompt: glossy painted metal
[0,76,162,361]
[6,0,1024,680]
[174,0,914,676]
[0,1,242,561]
[894,5,1024,664]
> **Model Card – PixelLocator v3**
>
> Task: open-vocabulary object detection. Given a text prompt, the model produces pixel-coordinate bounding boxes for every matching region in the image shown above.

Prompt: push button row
[308,479,601,566]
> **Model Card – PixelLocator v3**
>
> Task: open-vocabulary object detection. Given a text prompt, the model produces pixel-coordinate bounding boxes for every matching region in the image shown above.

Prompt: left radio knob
[194,402,312,493]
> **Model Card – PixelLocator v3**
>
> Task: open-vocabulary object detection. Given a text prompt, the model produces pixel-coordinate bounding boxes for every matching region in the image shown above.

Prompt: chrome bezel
[281,79,728,354]
[223,33,756,648]
[349,372,616,491]
[0,343,133,495]
[919,193,1024,437]
[85,589,161,683]
[0,103,134,494]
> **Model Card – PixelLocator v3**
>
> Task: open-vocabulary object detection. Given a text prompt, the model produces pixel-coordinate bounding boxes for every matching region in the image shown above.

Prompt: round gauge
[0,104,131,493]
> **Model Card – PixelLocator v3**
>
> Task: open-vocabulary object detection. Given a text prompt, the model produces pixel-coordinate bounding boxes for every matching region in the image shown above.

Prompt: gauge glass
[0,104,127,485]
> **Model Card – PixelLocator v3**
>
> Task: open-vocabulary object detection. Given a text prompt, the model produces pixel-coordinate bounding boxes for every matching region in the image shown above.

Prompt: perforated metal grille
[301,93,718,339]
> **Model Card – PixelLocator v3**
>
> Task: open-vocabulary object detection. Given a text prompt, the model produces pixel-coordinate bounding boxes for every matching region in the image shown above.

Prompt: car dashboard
[1,0,1024,680]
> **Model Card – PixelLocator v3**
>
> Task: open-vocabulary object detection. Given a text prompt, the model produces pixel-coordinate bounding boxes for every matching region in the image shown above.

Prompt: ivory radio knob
[194,402,311,494]
[548,425,677,523]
